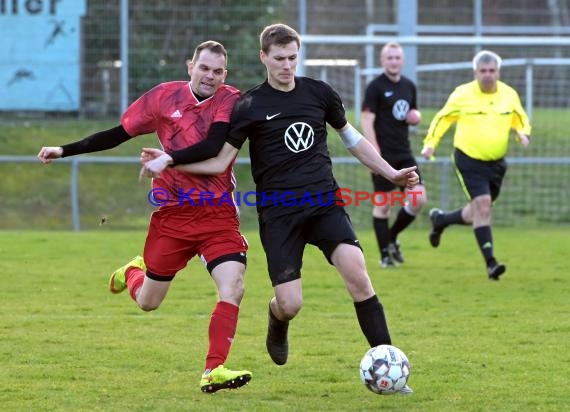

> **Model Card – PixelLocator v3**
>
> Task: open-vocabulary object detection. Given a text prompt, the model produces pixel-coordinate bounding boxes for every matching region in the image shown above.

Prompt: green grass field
[1,228,568,411]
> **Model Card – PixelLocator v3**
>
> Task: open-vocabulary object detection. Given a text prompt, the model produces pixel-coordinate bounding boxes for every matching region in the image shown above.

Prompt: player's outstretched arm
[38,125,131,164]
[175,142,238,175]
[349,138,418,189]
[141,142,239,176]
[341,124,419,189]
[141,122,230,176]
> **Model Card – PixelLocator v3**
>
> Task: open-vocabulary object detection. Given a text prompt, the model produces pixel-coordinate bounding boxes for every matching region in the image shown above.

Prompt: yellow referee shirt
[423,80,531,161]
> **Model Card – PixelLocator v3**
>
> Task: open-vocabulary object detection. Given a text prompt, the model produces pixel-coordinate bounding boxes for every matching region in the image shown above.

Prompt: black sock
[441,208,466,227]
[373,217,390,258]
[390,207,415,241]
[354,295,391,346]
[474,225,495,265]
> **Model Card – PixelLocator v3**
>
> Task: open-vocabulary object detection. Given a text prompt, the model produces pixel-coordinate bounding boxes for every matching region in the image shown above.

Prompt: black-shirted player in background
[361,42,427,268]
[140,24,418,394]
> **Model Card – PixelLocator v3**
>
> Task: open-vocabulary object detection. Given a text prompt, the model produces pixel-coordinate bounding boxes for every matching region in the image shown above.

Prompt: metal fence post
[526,61,533,121]
[70,158,80,231]
[354,65,362,127]
[120,0,129,114]
[440,159,451,211]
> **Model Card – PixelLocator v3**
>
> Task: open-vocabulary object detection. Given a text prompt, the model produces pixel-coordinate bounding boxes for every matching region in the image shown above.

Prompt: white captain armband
[337,124,363,149]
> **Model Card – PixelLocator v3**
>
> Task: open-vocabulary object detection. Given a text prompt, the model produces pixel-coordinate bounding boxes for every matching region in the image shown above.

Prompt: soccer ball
[359,344,411,395]
[405,109,422,125]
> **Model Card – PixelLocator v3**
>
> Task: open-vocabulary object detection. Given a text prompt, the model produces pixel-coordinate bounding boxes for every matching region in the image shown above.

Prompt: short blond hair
[381,42,403,56]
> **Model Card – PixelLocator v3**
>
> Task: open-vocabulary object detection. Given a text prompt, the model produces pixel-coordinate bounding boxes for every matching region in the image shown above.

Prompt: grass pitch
[1,228,568,411]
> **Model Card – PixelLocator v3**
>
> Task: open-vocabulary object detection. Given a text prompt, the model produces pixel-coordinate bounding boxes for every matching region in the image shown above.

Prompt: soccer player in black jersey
[361,42,427,268]
[141,24,418,394]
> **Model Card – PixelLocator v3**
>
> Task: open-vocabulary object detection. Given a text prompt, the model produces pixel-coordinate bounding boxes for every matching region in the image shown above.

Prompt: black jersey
[361,73,417,156]
[227,77,347,205]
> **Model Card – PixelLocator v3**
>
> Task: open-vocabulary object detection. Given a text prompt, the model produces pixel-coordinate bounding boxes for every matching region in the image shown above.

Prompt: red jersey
[121,81,240,206]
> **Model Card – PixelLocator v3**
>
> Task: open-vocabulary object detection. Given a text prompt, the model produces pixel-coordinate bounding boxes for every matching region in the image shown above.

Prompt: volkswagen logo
[284,122,315,153]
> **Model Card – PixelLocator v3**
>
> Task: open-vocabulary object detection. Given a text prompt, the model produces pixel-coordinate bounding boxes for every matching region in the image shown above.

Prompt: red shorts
[143,202,247,277]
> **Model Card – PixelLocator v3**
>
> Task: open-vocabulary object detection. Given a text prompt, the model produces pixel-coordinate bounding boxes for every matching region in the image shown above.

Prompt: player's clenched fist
[37,146,63,164]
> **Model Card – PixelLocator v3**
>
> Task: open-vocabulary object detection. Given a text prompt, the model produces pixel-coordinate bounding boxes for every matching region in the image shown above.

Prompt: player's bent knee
[276,297,303,320]
[280,304,301,320]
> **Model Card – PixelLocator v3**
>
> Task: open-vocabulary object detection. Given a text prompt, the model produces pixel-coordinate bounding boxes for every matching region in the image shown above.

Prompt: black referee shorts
[258,203,362,286]
[453,149,507,201]
[371,153,423,192]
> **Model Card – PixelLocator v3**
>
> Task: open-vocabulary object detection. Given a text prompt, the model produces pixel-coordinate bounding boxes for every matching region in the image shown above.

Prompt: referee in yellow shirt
[421,50,531,280]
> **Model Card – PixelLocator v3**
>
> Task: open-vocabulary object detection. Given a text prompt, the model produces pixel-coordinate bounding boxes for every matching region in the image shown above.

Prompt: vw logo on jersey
[392,99,410,121]
[284,122,315,153]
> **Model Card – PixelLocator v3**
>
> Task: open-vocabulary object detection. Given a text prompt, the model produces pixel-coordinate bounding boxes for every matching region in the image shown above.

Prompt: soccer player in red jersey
[37,41,252,393]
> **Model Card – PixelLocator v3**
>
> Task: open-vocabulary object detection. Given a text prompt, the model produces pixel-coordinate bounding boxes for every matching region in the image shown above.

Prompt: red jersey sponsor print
[122,81,240,206]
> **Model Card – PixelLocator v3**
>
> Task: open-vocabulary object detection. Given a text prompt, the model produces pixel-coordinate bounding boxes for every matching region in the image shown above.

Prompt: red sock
[205,301,239,371]
[125,267,145,302]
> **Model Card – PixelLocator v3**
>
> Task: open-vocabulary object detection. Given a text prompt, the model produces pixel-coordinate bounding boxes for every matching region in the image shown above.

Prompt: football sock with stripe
[205,301,239,371]
[390,206,416,241]
[126,267,145,301]
[474,225,495,265]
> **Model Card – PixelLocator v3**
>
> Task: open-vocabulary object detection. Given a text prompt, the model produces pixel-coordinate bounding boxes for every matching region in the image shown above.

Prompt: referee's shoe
[487,261,506,281]
[428,208,445,248]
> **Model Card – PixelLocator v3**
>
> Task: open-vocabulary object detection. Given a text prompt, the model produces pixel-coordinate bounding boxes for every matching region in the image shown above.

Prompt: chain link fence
[2,0,569,229]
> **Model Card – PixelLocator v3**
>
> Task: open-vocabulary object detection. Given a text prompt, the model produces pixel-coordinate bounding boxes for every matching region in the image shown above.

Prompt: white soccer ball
[359,344,411,395]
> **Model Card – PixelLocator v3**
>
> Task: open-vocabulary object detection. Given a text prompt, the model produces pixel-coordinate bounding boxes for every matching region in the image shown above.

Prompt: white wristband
[337,124,363,149]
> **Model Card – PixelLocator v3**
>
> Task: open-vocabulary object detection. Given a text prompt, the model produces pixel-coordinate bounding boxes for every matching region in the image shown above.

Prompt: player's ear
[186,60,194,77]
[259,50,266,64]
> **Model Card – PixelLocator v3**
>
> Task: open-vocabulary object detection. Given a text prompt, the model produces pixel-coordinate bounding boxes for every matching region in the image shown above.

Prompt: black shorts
[453,149,507,201]
[371,153,423,192]
[258,203,362,286]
